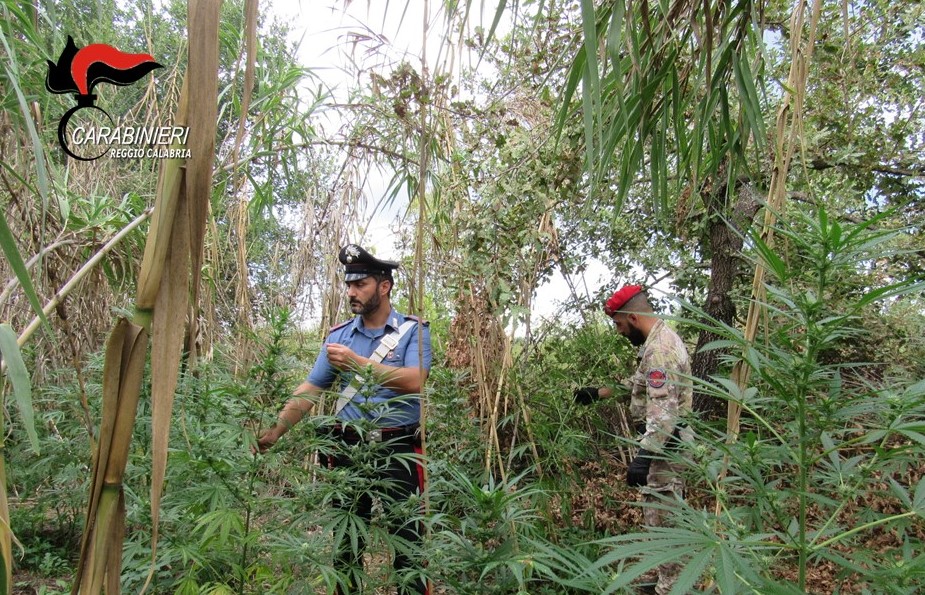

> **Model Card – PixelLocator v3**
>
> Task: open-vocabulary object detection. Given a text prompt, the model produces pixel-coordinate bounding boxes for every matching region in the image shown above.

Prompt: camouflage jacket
[629,319,693,452]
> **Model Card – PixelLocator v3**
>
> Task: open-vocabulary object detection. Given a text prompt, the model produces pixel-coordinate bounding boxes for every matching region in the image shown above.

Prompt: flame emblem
[46,36,162,160]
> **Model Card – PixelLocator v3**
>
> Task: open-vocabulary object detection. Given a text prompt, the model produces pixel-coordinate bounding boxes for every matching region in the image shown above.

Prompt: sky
[269,0,614,325]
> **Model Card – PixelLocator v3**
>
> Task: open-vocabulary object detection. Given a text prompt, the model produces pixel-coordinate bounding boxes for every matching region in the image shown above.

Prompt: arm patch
[646,368,667,389]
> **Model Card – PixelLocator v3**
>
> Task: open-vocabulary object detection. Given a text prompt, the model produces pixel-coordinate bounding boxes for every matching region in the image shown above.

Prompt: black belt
[323,423,420,444]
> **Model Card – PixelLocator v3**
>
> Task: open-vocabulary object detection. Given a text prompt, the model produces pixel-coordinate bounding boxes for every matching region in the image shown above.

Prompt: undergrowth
[7,208,925,593]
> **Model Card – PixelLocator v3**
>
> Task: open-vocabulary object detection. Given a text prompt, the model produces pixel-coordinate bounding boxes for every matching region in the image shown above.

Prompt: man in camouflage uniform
[575,285,692,594]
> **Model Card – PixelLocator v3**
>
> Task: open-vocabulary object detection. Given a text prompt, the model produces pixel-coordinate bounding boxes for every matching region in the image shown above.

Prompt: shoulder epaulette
[404,314,429,325]
[328,319,352,333]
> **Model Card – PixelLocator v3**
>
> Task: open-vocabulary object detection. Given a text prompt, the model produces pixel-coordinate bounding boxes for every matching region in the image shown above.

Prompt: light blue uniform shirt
[307,308,432,427]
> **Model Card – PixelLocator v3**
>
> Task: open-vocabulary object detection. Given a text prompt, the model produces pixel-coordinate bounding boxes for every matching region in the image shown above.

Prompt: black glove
[626,449,652,487]
[573,386,600,405]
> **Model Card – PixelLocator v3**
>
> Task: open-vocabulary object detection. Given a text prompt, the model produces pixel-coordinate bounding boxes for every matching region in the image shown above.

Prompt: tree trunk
[691,180,762,419]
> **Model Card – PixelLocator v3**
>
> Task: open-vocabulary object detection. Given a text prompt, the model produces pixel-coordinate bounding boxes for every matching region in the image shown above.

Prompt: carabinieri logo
[45,36,187,161]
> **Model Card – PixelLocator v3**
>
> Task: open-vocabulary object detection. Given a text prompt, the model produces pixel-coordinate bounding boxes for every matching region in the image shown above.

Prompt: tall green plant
[114,307,302,593]
[733,207,925,590]
[422,463,620,594]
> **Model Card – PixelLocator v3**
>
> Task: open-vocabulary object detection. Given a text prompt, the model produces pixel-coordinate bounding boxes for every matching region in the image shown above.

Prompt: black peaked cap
[339,244,400,281]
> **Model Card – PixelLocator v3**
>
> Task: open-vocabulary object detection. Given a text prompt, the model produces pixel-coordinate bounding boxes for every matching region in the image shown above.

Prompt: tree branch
[216,139,417,175]
[808,159,925,178]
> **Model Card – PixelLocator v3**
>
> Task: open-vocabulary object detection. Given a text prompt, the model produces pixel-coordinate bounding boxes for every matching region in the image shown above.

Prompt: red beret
[604,285,643,316]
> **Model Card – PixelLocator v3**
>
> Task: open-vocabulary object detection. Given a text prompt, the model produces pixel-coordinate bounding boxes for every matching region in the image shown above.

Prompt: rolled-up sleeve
[307,342,337,389]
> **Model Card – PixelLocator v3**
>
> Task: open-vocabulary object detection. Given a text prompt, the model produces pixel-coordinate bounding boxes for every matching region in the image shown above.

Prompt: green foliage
[0,205,48,328]
[558,0,766,210]
[8,356,96,579]
[0,2,52,332]
[580,206,925,592]
[514,320,636,470]
[11,207,925,593]
[4,1,925,593]
[426,468,569,594]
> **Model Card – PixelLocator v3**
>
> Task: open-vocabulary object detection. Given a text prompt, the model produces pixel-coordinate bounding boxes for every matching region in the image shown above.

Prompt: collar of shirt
[642,318,666,350]
[349,308,403,339]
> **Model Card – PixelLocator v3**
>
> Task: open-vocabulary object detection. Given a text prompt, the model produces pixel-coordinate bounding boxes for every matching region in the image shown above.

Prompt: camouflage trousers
[642,458,685,595]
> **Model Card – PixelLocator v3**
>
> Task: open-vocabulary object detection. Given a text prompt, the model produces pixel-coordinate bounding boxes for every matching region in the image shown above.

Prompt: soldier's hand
[573,386,600,405]
[626,449,652,487]
[254,426,282,454]
[325,343,359,370]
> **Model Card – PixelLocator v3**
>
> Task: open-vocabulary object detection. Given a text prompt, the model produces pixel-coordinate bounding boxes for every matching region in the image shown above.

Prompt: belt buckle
[368,429,383,443]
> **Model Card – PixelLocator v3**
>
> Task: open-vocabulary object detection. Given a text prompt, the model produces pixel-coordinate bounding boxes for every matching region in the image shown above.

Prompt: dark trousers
[318,436,428,595]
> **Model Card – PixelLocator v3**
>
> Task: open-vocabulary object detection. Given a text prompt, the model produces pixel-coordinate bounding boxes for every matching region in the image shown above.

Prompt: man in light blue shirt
[306,307,430,427]
[257,244,432,594]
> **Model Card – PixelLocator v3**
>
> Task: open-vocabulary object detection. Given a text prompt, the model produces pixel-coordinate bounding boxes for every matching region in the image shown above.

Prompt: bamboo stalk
[142,1,222,591]
[228,0,258,367]
[104,491,127,595]
[717,0,823,513]
[514,383,543,477]
[186,0,230,368]
[485,335,512,480]
[72,319,147,595]
[416,7,432,595]
[141,175,191,594]
[70,4,221,593]
[135,123,186,311]
[84,486,120,593]
[72,322,125,594]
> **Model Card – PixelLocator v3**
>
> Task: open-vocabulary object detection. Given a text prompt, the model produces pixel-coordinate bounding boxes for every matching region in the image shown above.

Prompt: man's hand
[626,449,652,487]
[252,395,315,454]
[573,385,628,405]
[573,386,600,405]
[325,343,362,370]
[254,425,283,454]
